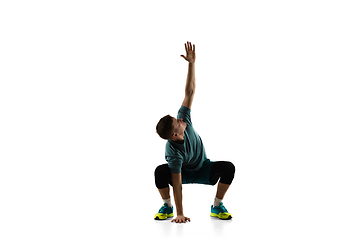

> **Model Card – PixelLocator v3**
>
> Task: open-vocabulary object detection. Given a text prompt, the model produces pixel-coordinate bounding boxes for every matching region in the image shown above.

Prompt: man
[155,42,235,223]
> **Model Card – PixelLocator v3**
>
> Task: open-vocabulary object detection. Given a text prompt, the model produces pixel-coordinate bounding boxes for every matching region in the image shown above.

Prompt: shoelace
[219,204,228,213]
[159,205,169,213]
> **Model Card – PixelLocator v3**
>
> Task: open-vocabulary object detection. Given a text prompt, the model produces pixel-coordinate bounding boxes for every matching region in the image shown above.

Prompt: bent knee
[224,161,235,174]
[221,162,235,185]
[154,164,171,189]
[155,164,170,176]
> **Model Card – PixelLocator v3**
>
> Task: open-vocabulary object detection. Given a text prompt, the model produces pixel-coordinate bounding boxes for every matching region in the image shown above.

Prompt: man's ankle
[163,198,172,208]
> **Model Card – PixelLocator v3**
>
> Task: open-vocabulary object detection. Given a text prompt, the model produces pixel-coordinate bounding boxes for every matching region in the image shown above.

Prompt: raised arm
[181,41,196,109]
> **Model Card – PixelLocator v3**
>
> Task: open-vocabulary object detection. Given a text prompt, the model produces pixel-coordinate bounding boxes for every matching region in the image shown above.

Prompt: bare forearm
[185,62,195,95]
[181,42,196,95]
[173,186,183,215]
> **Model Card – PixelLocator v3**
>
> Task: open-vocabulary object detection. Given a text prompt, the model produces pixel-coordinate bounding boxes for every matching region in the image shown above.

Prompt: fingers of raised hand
[185,41,194,52]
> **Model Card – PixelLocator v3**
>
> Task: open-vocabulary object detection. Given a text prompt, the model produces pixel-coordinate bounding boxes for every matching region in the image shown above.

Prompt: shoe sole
[210,213,232,220]
[154,213,174,220]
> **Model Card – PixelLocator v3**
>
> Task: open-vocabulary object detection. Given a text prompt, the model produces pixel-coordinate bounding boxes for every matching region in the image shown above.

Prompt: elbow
[185,89,195,96]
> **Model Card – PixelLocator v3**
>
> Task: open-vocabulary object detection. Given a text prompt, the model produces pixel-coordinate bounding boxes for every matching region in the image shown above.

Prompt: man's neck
[173,139,184,144]
[172,134,184,144]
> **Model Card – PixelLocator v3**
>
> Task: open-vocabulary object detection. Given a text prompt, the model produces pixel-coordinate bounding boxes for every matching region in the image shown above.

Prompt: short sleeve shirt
[165,106,207,173]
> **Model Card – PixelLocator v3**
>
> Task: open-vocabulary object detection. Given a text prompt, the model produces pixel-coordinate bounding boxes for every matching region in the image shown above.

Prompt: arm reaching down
[181,41,196,109]
[171,172,191,223]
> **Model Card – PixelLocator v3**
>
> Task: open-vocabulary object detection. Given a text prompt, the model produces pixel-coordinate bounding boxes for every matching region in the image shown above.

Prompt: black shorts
[154,160,235,189]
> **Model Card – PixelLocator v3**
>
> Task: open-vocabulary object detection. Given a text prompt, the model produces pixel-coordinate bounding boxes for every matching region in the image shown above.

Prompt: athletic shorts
[155,159,235,189]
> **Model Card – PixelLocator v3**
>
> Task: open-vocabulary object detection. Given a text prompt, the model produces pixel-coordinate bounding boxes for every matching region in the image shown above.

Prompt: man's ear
[171,133,177,139]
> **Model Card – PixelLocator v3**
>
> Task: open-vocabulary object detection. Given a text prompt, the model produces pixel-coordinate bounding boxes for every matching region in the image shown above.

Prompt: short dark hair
[156,115,174,140]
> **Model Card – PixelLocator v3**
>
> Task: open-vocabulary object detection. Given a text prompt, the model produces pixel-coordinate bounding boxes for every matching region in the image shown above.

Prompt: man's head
[156,115,187,141]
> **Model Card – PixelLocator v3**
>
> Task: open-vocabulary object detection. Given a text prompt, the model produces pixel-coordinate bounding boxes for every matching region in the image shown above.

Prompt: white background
[1,0,359,239]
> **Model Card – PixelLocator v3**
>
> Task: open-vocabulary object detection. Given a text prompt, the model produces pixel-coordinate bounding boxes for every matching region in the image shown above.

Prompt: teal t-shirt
[165,106,207,173]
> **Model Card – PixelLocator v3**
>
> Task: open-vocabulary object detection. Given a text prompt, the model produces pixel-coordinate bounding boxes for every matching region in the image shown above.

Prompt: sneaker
[210,202,232,220]
[154,203,174,220]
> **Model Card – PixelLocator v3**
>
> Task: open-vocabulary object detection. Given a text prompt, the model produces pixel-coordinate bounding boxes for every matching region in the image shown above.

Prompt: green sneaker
[154,203,174,220]
[210,202,232,220]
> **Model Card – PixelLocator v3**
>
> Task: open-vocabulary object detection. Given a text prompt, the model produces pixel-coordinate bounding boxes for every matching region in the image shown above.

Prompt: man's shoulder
[165,140,185,158]
[178,105,191,115]
[180,105,191,111]
[165,140,176,153]
[166,140,183,151]
[178,105,192,126]
[165,140,172,150]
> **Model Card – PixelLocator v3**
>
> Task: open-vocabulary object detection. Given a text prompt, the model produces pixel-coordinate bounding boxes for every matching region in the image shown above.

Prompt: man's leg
[158,187,170,200]
[216,182,230,199]
[210,161,236,200]
[154,164,172,201]
[154,164,174,220]
[209,161,235,219]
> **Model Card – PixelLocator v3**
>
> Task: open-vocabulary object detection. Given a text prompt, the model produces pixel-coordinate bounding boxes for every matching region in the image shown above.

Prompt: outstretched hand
[171,215,191,223]
[181,41,196,63]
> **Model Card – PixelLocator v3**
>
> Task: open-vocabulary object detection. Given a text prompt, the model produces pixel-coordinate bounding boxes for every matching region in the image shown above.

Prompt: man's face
[172,117,187,135]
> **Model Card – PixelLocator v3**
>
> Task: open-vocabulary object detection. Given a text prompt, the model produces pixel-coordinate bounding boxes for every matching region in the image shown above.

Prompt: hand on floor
[171,214,191,223]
